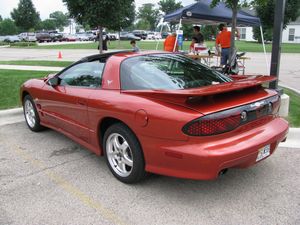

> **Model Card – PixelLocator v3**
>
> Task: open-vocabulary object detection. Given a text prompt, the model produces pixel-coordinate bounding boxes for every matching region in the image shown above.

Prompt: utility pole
[269,0,286,90]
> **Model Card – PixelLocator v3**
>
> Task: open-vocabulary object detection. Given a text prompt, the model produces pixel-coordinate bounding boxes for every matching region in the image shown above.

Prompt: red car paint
[20,51,289,180]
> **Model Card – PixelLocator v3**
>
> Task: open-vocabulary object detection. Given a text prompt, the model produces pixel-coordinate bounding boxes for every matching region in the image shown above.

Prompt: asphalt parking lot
[0,121,299,225]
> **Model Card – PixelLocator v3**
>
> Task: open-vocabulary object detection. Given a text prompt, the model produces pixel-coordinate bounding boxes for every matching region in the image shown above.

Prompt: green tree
[137,3,160,30]
[111,2,135,31]
[202,25,218,40]
[49,11,70,31]
[158,0,182,31]
[253,0,300,42]
[40,19,57,31]
[63,0,135,53]
[0,15,3,22]
[158,0,182,14]
[136,19,151,30]
[11,0,40,31]
[182,24,194,40]
[0,18,18,35]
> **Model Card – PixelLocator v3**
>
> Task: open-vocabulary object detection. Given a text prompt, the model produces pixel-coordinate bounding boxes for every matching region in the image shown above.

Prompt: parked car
[107,33,118,40]
[20,51,288,184]
[49,31,64,42]
[0,36,7,42]
[62,34,77,42]
[75,33,90,41]
[3,35,21,43]
[119,32,141,41]
[36,32,52,43]
[19,32,37,42]
[86,31,96,41]
[132,30,147,40]
[146,32,161,40]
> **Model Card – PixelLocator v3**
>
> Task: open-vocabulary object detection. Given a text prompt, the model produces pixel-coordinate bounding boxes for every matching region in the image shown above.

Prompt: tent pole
[156,22,164,50]
[260,26,269,74]
[173,19,182,52]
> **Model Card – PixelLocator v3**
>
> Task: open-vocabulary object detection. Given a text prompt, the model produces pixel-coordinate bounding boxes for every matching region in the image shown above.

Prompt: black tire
[103,123,147,184]
[23,95,45,132]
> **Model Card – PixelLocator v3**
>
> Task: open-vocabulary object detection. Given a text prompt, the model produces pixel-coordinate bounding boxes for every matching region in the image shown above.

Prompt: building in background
[282,17,300,43]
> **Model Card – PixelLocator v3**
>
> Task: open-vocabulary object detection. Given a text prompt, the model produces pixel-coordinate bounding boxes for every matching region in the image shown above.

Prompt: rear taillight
[183,110,242,136]
[183,95,280,136]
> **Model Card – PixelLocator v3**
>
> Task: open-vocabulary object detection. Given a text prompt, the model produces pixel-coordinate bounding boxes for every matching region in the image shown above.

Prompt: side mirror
[47,77,59,86]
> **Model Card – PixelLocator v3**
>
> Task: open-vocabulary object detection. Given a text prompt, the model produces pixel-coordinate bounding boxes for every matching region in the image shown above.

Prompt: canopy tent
[160,0,268,73]
[163,0,261,26]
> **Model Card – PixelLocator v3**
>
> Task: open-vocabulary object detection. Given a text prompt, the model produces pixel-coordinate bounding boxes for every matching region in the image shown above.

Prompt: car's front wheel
[23,95,45,132]
[103,123,146,183]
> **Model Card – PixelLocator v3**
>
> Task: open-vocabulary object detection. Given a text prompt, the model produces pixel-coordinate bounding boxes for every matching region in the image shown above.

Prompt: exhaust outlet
[219,169,228,176]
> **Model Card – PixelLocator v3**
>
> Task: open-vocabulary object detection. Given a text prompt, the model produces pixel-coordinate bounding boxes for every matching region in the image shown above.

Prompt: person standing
[130,40,140,52]
[163,33,178,52]
[97,32,110,51]
[102,33,110,51]
[215,23,240,66]
[192,26,204,45]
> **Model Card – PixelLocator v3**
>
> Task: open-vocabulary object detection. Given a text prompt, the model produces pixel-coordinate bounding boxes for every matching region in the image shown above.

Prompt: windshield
[120,54,232,90]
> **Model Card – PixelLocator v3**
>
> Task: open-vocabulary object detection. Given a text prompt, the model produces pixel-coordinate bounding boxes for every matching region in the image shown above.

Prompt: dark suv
[132,30,147,40]
[35,32,52,42]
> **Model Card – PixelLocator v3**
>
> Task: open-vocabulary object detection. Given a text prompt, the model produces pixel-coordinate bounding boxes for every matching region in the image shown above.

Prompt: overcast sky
[0,0,195,20]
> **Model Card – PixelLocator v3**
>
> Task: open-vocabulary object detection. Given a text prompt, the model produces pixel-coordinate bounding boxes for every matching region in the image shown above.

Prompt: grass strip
[283,88,300,127]
[0,60,73,67]
[0,69,55,109]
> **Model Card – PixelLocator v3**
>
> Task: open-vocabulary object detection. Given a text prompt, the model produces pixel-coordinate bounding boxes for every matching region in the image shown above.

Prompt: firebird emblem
[250,100,265,109]
[107,80,113,85]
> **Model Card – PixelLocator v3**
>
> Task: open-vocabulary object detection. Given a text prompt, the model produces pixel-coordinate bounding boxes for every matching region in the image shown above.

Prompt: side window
[59,60,105,87]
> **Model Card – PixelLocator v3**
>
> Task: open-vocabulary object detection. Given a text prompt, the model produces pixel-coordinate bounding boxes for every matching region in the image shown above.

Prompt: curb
[0,107,23,117]
[279,83,300,95]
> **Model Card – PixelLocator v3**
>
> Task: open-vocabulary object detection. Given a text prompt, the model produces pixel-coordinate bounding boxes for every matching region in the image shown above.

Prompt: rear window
[120,54,232,90]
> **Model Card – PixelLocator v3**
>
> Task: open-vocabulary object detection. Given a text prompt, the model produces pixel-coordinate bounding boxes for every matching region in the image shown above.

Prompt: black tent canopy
[163,0,261,27]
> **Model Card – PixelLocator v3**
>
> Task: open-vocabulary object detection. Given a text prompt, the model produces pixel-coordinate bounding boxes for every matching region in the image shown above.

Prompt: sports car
[20,51,289,183]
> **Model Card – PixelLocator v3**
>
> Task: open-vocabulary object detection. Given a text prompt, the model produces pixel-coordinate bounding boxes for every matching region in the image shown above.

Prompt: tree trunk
[230,0,238,61]
[98,25,103,54]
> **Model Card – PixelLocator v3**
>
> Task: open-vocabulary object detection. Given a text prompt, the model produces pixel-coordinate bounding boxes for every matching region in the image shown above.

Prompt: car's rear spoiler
[121,75,277,104]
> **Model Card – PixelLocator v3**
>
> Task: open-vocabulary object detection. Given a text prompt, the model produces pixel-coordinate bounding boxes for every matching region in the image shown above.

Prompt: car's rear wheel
[23,95,44,132]
[103,123,146,183]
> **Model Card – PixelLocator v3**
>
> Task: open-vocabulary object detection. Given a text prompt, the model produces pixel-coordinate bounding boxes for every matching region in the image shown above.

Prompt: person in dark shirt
[130,40,140,52]
[192,26,204,44]
[97,32,110,51]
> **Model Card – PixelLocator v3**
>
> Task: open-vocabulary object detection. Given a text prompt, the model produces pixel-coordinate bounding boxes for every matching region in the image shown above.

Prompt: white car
[75,33,90,41]
[4,35,21,43]
[146,32,162,40]
[19,33,37,42]
[107,33,119,40]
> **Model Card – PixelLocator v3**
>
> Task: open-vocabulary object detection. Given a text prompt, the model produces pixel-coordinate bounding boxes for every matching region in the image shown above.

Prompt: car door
[40,60,105,143]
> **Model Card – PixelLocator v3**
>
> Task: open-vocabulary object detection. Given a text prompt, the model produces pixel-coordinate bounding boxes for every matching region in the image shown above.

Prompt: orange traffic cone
[58,51,62,59]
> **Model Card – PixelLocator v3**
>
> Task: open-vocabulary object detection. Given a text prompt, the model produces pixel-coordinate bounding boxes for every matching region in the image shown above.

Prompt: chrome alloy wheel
[24,99,36,128]
[106,133,133,177]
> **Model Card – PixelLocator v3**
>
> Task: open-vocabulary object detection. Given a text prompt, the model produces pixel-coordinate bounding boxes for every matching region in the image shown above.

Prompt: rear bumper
[140,117,289,180]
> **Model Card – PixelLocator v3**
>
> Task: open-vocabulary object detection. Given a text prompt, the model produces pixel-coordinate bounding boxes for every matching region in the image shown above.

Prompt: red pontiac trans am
[20,51,289,183]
